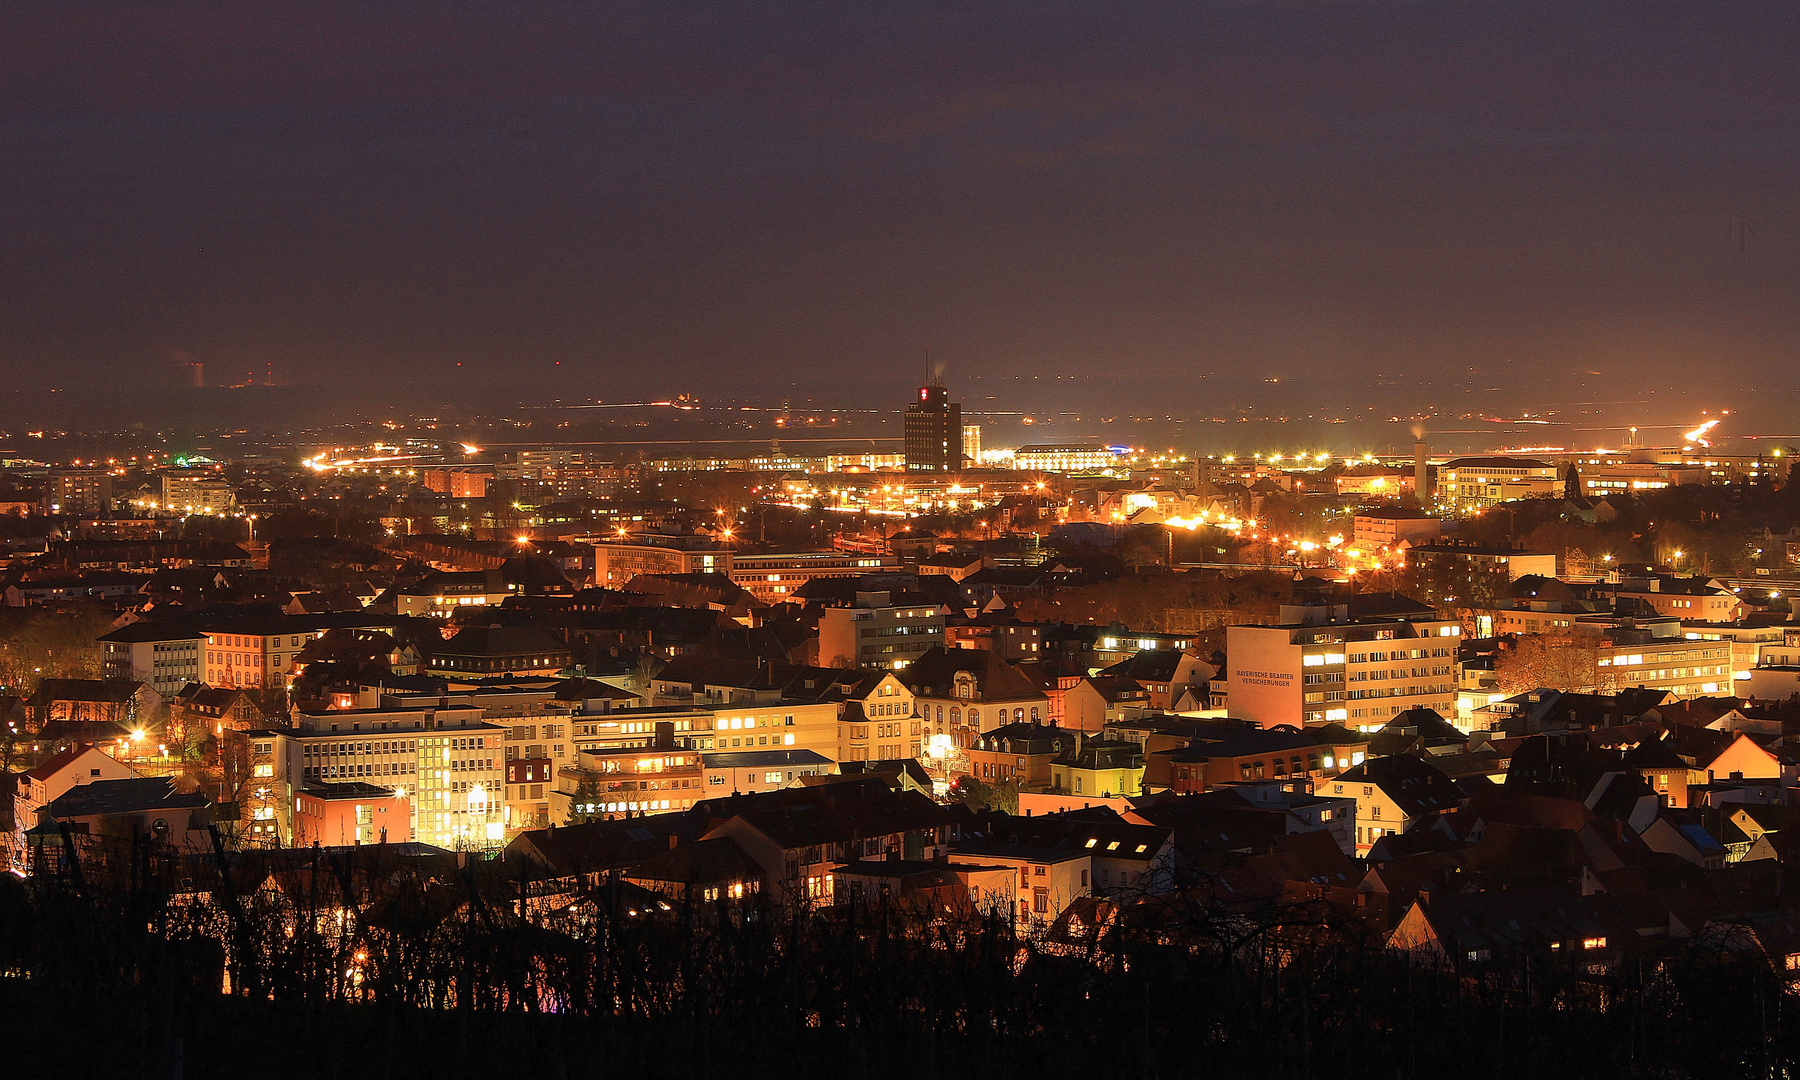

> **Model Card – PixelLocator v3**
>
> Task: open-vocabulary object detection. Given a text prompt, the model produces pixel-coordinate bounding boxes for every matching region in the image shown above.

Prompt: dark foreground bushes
[0,856,1794,1080]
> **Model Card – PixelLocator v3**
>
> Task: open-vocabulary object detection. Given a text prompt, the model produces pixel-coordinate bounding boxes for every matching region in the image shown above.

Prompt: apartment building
[269,704,506,850]
[395,569,517,617]
[155,471,235,513]
[44,469,113,515]
[1351,508,1442,551]
[197,612,400,690]
[588,534,733,587]
[1435,457,1558,513]
[1402,542,1558,582]
[839,673,922,762]
[817,590,945,669]
[421,469,488,498]
[558,730,707,821]
[903,645,1052,760]
[1611,574,1746,622]
[1009,445,1125,475]
[728,550,896,603]
[99,622,202,696]
[1573,616,1737,697]
[1225,599,1461,730]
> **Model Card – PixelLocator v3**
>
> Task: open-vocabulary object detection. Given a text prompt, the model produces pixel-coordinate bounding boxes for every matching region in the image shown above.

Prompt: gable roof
[900,647,1046,702]
[624,836,762,886]
[430,624,570,658]
[1335,754,1461,817]
[506,814,698,878]
[31,678,149,705]
[25,742,105,782]
[1096,649,1188,683]
[1406,884,1605,953]
[46,776,208,817]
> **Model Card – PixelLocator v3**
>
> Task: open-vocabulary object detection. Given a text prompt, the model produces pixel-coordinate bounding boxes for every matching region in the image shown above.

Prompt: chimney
[1413,438,1430,501]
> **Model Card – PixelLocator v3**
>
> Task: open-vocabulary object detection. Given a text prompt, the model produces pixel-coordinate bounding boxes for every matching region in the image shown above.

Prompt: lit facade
[1225,608,1461,729]
[284,705,506,849]
[1351,511,1442,550]
[422,469,489,498]
[818,596,945,669]
[155,471,235,513]
[728,550,896,602]
[202,627,319,689]
[99,625,203,696]
[294,782,414,846]
[44,469,113,515]
[1436,457,1558,513]
[588,535,733,587]
[1010,445,1126,475]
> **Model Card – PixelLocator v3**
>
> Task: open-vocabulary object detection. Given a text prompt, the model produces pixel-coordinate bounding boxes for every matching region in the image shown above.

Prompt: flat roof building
[905,382,962,473]
[1224,597,1461,730]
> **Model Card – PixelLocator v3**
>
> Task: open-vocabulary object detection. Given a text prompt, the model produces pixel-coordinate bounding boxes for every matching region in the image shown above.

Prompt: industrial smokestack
[186,362,204,388]
[1413,437,1430,501]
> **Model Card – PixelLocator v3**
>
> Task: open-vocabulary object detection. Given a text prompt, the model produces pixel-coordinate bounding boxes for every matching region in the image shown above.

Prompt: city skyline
[5,4,1800,1075]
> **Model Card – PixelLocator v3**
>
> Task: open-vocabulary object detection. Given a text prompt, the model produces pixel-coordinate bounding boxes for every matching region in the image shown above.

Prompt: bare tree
[1495,633,1620,694]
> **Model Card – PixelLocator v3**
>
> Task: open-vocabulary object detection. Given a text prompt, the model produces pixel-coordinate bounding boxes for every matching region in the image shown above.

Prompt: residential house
[1052,737,1145,799]
[1388,885,1616,972]
[902,646,1051,758]
[967,722,1075,791]
[294,781,413,846]
[9,742,137,868]
[696,779,951,905]
[30,777,215,875]
[1093,649,1217,711]
[1060,675,1152,732]
[1328,754,1463,855]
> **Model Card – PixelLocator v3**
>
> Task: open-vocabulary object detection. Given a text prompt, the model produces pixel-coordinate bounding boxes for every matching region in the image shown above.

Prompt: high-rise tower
[905,381,962,472]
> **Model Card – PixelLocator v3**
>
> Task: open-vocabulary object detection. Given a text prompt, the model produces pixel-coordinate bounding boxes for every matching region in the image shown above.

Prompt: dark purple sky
[2,1,1796,429]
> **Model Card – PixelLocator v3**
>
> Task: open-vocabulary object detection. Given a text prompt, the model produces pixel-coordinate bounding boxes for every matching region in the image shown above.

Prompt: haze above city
[2,0,1796,441]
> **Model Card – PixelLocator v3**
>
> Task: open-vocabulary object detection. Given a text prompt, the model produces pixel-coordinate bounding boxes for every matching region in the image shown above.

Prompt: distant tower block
[906,379,962,473]
[962,424,982,468]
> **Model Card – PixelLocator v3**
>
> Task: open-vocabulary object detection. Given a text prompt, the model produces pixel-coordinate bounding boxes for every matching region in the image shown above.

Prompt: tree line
[0,832,1794,1079]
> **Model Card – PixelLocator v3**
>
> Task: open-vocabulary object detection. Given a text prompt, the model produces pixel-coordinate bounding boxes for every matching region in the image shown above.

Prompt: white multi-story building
[155,471,236,513]
[99,623,203,696]
[267,705,506,850]
[1010,444,1126,475]
[1436,457,1558,514]
[728,551,896,603]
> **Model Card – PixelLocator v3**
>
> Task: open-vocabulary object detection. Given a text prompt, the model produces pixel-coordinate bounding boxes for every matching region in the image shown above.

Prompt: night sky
[2,1,1797,431]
